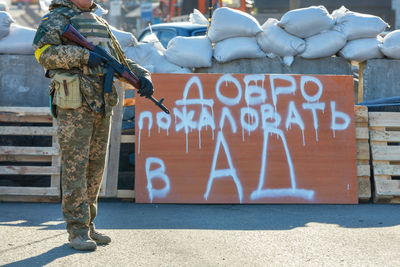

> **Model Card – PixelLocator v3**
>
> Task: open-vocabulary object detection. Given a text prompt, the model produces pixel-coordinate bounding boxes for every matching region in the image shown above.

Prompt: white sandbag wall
[124,41,190,73]
[0,24,36,54]
[165,36,212,68]
[151,5,393,72]
[379,30,400,59]
[0,5,395,71]
[213,37,265,63]
[0,12,14,40]
[278,6,334,38]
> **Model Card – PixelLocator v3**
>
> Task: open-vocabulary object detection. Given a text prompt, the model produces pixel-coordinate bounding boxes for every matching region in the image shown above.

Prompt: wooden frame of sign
[135,74,358,204]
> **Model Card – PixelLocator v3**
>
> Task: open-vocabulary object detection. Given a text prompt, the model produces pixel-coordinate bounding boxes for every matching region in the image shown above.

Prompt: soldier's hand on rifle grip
[88,51,106,68]
[138,76,154,98]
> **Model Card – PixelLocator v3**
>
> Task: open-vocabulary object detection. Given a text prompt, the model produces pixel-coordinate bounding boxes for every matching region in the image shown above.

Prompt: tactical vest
[71,12,118,76]
[54,6,120,113]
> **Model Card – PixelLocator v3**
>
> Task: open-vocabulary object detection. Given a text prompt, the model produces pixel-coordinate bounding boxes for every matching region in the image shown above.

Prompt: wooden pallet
[369,111,400,203]
[355,105,372,202]
[99,81,135,199]
[0,107,61,202]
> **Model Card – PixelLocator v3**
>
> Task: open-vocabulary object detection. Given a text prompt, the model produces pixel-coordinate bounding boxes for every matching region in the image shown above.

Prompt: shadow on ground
[1,243,93,267]
[1,202,399,231]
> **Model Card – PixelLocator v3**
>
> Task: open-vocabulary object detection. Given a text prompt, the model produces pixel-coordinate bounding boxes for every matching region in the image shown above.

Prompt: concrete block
[0,55,50,107]
[362,59,400,101]
[195,56,353,75]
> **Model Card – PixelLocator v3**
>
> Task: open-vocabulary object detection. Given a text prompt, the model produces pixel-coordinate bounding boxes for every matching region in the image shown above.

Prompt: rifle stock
[61,24,169,114]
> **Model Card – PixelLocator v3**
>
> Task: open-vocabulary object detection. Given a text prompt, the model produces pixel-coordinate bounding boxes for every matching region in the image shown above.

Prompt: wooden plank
[358,176,371,201]
[373,164,400,176]
[375,179,400,197]
[120,134,135,143]
[371,145,400,161]
[0,114,53,123]
[357,165,370,177]
[0,146,59,156]
[356,141,370,161]
[104,81,125,198]
[117,189,135,198]
[370,130,400,142]
[0,126,57,136]
[0,166,60,175]
[0,107,51,116]
[357,62,365,103]
[0,155,52,162]
[51,129,61,193]
[369,112,400,127]
[354,105,368,123]
[0,186,59,196]
[355,127,369,140]
[0,195,59,203]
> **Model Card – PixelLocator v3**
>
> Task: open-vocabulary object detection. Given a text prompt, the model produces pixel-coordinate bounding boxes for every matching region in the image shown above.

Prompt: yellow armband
[34,44,51,63]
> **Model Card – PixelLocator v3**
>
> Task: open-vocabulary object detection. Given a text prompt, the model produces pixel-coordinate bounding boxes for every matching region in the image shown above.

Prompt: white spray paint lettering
[330,101,351,137]
[175,76,214,152]
[139,74,352,202]
[145,157,170,203]
[138,111,152,154]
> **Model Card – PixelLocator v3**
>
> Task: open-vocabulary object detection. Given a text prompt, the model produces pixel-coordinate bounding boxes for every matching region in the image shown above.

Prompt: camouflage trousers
[57,102,110,238]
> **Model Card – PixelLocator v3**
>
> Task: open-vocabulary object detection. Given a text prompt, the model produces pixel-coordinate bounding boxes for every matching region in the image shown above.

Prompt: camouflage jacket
[33,0,150,114]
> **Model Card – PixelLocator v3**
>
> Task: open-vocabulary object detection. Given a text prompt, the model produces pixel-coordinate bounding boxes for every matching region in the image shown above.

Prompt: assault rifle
[62,24,169,114]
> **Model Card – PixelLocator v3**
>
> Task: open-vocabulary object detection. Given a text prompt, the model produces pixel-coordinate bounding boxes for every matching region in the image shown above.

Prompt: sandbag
[94,4,108,16]
[379,30,400,59]
[339,37,384,62]
[300,30,346,59]
[110,25,138,48]
[256,18,305,56]
[165,35,212,68]
[333,6,389,40]
[207,7,262,43]
[213,37,265,63]
[124,42,190,73]
[139,32,166,52]
[278,6,334,38]
[0,11,14,40]
[189,8,209,26]
[0,24,35,54]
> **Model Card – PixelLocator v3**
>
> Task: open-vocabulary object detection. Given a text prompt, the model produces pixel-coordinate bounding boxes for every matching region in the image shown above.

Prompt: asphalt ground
[1,202,400,266]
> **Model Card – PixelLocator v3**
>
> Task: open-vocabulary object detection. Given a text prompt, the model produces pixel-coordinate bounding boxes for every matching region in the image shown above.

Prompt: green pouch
[53,73,82,109]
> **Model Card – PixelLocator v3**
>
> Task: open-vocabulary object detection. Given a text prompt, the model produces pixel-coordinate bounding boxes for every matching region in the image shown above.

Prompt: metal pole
[208,0,213,24]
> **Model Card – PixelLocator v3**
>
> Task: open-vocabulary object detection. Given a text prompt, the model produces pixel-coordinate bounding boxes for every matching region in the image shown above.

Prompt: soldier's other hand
[88,51,106,68]
[138,76,154,98]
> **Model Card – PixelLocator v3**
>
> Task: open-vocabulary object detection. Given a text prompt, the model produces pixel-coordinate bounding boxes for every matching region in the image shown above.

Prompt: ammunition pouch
[51,73,82,109]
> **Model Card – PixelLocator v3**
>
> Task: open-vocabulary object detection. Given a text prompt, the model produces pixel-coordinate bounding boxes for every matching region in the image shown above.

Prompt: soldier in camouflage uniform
[33,0,153,251]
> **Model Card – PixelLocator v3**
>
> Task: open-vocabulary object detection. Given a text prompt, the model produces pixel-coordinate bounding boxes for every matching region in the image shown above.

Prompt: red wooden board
[135,74,357,204]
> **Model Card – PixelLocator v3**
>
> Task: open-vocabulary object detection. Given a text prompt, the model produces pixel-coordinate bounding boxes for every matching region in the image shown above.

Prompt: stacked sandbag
[333,6,388,40]
[208,7,262,42]
[0,12,14,40]
[339,37,384,62]
[0,24,36,54]
[214,37,265,63]
[208,7,265,63]
[256,6,344,63]
[256,18,305,57]
[300,30,346,59]
[189,9,209,26]
[334,6,387,62]
[379,30,400,59]
[165,35,212,68]
[124,35,190,73]
[110,25,138,49]
[278,6,334,38]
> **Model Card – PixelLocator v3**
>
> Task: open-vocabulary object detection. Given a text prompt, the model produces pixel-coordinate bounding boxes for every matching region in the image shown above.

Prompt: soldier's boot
[89,225,111,245]
[69,234,97,251]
